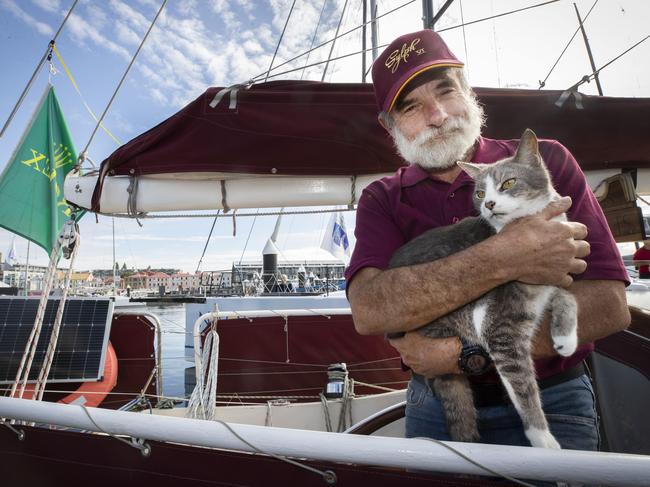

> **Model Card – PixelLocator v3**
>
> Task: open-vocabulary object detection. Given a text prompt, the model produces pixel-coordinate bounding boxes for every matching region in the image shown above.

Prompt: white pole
[0,396,649,487]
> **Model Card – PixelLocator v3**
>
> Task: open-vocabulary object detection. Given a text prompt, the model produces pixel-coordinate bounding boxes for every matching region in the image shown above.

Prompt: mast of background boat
[22,241,30,296]
[423,0,455,30]
[262,209,283,293]
[573,2,603,95]
[370,0,379,61]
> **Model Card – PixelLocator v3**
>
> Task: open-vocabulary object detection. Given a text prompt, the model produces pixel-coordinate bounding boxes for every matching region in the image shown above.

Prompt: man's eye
[500,178,516,191]
[475,190,485,199]
[440,88,454,95]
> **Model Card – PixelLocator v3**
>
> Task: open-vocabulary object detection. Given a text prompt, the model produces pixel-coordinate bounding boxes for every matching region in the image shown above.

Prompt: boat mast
[370,0,379,61]
[422,0,454,30]
[573,2,603,95]
[362,0,367,81]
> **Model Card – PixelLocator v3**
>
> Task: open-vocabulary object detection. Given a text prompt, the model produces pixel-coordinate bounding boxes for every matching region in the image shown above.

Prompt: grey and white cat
[389,129,578,449]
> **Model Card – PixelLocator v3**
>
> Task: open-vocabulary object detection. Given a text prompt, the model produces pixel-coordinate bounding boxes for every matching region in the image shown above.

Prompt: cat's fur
[389,129,578,449]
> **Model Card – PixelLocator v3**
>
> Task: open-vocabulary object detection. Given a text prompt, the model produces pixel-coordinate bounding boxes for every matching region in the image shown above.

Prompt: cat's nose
[485,200,496,210]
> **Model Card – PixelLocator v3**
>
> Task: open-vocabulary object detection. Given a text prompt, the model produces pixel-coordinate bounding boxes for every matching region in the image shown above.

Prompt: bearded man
[345,30,630,449]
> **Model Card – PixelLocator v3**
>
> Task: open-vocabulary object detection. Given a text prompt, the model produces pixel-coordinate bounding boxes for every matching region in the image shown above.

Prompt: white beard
[391,95,484,170]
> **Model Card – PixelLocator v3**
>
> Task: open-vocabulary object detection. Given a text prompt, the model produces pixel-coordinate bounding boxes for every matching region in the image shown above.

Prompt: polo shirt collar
[401,136,491,188]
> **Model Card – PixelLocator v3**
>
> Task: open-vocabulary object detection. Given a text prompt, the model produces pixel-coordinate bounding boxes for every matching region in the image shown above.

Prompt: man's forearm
[531,279,630,359]
[350,236,511,335]
[349,200,589,336]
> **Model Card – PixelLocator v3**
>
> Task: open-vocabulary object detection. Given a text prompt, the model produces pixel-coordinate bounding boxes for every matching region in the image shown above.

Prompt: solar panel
[0,297,114,384]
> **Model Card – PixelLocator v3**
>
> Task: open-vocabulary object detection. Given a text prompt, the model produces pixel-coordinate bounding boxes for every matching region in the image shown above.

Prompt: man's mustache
[414,117,466,144]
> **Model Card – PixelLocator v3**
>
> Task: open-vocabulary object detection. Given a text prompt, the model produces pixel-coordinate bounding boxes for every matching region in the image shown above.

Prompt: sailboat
[2,1,650,486]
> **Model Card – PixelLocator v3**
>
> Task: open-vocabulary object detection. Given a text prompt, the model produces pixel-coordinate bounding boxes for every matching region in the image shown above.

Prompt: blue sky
[1,0,649,272]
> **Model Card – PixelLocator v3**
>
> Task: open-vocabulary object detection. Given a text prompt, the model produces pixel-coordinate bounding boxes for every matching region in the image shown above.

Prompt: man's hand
[389,332,462,377]
[497,197,590,288]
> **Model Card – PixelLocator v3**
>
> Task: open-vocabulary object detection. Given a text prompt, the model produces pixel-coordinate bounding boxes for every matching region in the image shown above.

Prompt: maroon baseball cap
[372,30,464,113]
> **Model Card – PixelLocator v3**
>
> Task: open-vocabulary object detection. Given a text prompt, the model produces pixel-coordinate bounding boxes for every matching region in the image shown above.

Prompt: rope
[321,0,350,82]
[34,232,80,401]
[319,393,333,432]
[212,417,337,484]
[0,0,79,138]
[78,0,168,159]
[538,0,599,89]
[187,328,220,420]
[417,437,538,487]
[80,405,151,457]
[126,176,145,226]
[264,0,297,82]
[51,45,122,145]
[11,232,68,399]
[349,176,357,208]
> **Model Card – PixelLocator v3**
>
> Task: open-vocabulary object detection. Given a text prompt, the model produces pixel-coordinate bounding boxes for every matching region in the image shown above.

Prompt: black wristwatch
[458,337,492,376]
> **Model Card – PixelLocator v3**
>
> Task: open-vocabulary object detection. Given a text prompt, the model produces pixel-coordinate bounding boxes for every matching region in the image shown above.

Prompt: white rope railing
[10,219,79,400]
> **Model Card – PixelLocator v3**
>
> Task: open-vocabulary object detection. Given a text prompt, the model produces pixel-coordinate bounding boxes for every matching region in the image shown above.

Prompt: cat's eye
[500,178,516,191]
[475,190,485,199]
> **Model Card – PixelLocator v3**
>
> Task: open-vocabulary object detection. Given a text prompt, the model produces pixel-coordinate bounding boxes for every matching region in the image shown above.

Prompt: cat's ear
[515,129,540,164]
[457,161,484,179]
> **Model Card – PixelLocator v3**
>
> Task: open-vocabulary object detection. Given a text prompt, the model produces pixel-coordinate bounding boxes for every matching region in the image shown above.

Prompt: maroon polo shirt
[345,136,629,380]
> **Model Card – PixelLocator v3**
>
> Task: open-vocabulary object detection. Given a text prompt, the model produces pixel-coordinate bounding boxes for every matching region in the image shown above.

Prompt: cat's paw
[526,427,562,449]
[552,332,578,357]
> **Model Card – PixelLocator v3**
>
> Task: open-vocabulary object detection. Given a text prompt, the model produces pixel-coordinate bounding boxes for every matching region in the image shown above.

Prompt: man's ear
[377,115,388,132]
[457,161,483,179]
[377,114,390,133]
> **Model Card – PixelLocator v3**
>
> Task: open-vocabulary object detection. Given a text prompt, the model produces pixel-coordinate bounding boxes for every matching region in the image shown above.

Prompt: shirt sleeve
[542,140,630,285]
[344,183,407,285]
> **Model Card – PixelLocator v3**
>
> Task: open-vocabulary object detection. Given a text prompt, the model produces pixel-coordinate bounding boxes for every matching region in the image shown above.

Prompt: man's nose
[425,100,448,127]
[485,200,496,210]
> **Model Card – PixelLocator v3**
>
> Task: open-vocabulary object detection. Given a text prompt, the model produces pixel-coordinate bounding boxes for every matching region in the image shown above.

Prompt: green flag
[0,85,81,254]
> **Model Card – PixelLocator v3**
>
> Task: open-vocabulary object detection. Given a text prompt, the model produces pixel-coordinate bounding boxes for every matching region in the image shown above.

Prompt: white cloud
[109,0,149,32]
[66,11,131,61]
[1,0,54,36]
[114,21,141,46]
[31,0,60,13]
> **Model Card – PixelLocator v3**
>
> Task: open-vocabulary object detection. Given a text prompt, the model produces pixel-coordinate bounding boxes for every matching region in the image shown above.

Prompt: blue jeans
[405,373,600,451]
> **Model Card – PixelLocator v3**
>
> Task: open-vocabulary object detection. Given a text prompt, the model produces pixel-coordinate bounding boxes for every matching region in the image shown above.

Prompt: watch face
[466,354,487,373]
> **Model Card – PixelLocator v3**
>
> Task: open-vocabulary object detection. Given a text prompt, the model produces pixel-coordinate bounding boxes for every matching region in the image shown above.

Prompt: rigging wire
[300,0,329,80]
[259,0,561,82]
[236,209,260,281]
[321,0,350,81]
[264,0,297,82]
[78,0,168,160]
[251,0,417,82]
[437,0,560,33]
[538,0,599,89]
[459,0,470,82]
[0,0,80,138]
[195,211,221,273]
[568,33,650,90]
